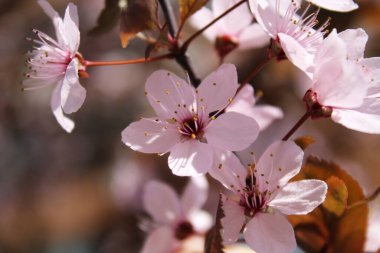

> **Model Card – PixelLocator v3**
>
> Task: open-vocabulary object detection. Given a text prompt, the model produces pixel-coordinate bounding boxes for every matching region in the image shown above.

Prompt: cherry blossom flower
[140,176,212,253]
[292,29,380,134]
[226,84,283,130]
[209,141,327,253]
[23,0,86,133]
[122,64,260,176]
[189,0,269,58]
[249,0,330,62]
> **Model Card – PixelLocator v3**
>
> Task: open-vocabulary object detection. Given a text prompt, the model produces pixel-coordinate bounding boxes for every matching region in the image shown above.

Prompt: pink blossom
[189,0,269,58]
[23,0,86,133]
[122,64,260,176]
[226,84,283,130]
[209,141,327,253]
[249,0,329,62]
[293,29,380,134]
[140,176,212,253]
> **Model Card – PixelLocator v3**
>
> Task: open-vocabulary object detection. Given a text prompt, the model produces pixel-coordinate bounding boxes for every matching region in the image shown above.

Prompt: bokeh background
[1,0,380,252]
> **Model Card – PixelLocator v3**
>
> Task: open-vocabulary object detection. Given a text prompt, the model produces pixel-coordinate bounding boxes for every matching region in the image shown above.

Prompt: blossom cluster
[22,0,380,252]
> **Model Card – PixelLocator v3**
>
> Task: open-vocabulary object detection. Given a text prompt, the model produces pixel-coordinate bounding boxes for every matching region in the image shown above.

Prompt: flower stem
[182,0,248,51]
[282,111,311,141]
[158,0,201,86]
[84,53,173,67]
[241,56,273,86]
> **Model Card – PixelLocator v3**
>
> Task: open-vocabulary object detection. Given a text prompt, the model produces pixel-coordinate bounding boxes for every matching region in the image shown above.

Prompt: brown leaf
[120,0,157,48]
[290,156,368,253]
[179,0,208,22]
[204,193,225,253]
[294,136,315,150]
[323,176,348,217]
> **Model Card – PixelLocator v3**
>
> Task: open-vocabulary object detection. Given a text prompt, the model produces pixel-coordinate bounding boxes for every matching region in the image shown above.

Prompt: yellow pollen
[211,116,216,120]
[165,90,170,95]
[200,98,204,102]
[191,133,196,139]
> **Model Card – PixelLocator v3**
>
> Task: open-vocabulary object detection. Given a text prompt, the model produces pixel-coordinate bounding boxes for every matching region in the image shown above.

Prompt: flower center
[174,221,195,240]
[239,173,268,217]
[178,115,203,140]
[303,89,333,119]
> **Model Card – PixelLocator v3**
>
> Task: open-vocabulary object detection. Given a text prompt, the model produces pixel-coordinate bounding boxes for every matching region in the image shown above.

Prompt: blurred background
[0,0,380,252]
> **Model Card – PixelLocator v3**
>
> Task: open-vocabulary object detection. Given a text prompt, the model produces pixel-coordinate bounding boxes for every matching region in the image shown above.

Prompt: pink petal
[331,99,380,134]
[189,7,217,41]
[60,59,86,114]
[221,195,245,244]
[208,148,246,193]
[313,59,367,108]
[197,64,238,114]
[227,85,283,130]
[50,82,74,133]
[238,23,270,50]
[180,176,209,215]
[278,33,315,78]
[141,227,177,253]
[205,112,259,151]
[145,70,196,120]
[307,0,358,12]
[63,3,80,53]
[314,29,347,68]
[244,212,296,253]
[248,0,277,37]
[249,105,284,130]
[168,140,213,176]
[338,28,367,61]
[255,141,303,193]
[269,180,327,215]
[121,117,180,154]
[143,181,181,224]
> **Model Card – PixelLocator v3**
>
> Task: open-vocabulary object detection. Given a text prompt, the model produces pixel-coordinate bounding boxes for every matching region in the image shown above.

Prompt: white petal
[331,99,380,134]
[121,117,181,154]
[60,59,86,114]
[244,212,296,253]
[249,105,284,130]
[197,64,239,114]
[278,33,315,78]
[50,82,74,133]
[221,196,245,245]
[238,23,270,50]
[188,210,213,233]
[307,0,358,12]
[143,181,181,224]
[205,112,259,151]
[168,140,213,176]
[141,227,176,253]
[63,3,80,53]
[269,180,327,215]
[216,0,254,34]
[255,141,304,193]
[181,176,209,215]
[208,148,246,193]
[338,28,368,61]
[145,70,196,120]
[314,29,347,68]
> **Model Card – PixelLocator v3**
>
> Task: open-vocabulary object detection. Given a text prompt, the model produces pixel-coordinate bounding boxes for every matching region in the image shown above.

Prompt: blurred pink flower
[141,176,212,253]
[23,0,86,133]
[122,64,259,176]
[226,84,283,130]
[249,0,329,62]
[293,29,380,134]
[209,141,327,253]
[189,0,269,58]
